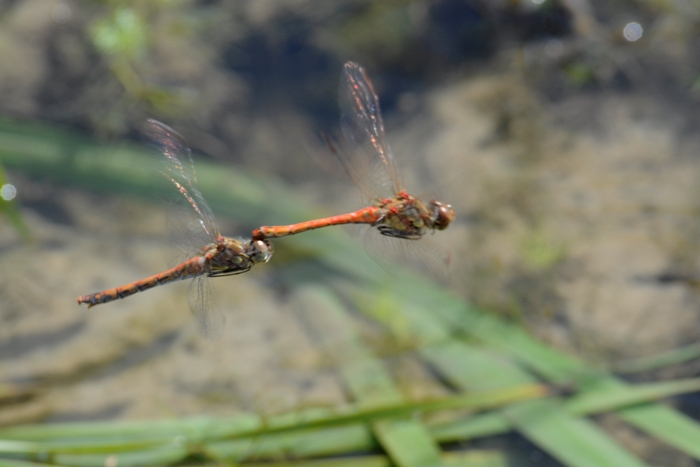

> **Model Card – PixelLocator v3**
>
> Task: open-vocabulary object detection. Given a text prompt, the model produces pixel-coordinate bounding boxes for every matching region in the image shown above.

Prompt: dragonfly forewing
[146,119,220,266]
[339,61,404,199]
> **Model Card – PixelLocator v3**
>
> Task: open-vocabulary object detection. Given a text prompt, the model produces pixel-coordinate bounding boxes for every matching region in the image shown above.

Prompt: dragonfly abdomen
[77,256,205,308]
[252,207,382,239]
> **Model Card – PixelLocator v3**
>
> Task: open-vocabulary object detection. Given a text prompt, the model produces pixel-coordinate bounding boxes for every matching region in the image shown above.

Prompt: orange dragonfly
[77,120,273,338]
[252,61,454,278]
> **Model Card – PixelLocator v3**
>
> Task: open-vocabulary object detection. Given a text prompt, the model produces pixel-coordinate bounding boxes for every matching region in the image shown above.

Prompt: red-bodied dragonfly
[77,120,273,338]
[252,61,454,278]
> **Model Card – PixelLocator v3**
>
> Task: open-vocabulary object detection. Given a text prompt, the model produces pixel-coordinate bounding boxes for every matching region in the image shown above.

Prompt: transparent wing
[339,61,403,200]
[146,119,220,266]
[361,226,451,285]
[188,274,225,340]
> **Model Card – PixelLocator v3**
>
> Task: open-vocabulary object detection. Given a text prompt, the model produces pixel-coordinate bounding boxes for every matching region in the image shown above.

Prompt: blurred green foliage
[92,6,147,60]
[87,1,190,124]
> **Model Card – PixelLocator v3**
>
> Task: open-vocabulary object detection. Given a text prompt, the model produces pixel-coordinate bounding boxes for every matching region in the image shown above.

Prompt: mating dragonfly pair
[77,62,455,338]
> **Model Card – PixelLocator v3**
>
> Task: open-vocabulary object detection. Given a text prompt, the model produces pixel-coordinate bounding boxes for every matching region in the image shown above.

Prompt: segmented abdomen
[77,256,205,308]
[252,207,382,239]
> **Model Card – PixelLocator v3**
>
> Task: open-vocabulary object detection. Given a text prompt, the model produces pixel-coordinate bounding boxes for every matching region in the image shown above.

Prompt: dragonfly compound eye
[430,201,455,230]
[250,239,274,263]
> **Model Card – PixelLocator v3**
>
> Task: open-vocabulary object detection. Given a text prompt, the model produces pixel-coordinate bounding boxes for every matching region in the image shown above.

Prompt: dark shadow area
[0,320,85,361]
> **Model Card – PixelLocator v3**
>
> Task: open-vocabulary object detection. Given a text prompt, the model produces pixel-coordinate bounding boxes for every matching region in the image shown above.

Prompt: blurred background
[2,0,700,466]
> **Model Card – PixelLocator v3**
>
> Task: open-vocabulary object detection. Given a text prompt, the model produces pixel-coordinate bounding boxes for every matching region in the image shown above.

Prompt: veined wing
[339,61,403,200]
[361,225,451,284]
[146,119,220,266]
[188,274,225,340]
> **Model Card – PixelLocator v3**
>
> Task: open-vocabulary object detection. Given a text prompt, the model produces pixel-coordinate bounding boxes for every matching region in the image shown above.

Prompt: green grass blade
[480,329,700,459]
[566,378,700,414]
[340,284,655,467]
[237,450,507,467]
[618,405,700,459]
[423,342,649,467]
[373,420,444,467]
[380,281,700,461]
[0,439,175,456]
[0,459,66,467]
[614,343,700,374]
[0,386,544,458]
[293,286,445,467]
[242,454,393,467]
[428,413,511,443]
[53,445,188,467]
[426,377,700,446]
[206,424,376,462]
[0,415,262,441]
[504,400,648,467]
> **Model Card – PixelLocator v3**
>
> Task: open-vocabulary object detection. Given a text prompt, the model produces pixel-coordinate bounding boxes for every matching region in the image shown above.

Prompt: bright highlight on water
[623,22,643,42]
[0,184,16,201]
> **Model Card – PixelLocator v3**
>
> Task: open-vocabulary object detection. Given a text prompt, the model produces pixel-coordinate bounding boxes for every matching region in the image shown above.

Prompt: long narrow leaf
[424,343,649,467]
[238,450,507,467]
[293,286,444,467]
[381,280,700,461]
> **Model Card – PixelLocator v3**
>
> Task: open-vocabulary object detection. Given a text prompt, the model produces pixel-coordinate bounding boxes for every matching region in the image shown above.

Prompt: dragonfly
[77,120,273,338]
[252,61,454,277]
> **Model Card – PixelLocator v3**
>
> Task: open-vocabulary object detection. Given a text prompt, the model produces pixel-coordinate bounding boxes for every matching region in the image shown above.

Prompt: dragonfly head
[249,239,274,264]
[429,200,455,231]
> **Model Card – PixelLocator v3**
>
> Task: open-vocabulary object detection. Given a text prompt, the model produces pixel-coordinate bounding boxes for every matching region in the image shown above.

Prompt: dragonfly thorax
[377,196,454,239]
[376,196,430,239]
[206,237,260,276]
